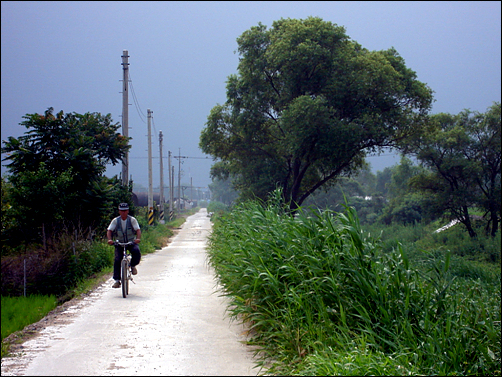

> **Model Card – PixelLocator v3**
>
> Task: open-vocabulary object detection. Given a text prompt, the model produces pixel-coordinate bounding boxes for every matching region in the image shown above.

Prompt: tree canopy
[1,107,131,246]
[200,17,434,210]
[406,102,501,237]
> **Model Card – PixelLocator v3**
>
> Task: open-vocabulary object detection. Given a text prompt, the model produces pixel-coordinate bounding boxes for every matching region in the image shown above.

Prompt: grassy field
[1,294,58,357]
[206,193,501,375]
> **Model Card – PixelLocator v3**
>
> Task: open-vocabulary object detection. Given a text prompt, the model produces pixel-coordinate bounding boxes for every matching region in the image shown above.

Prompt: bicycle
[114,241,135,298]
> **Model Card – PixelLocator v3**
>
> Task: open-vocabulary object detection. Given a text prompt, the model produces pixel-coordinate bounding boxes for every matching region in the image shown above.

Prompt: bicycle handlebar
[114,241,135,247]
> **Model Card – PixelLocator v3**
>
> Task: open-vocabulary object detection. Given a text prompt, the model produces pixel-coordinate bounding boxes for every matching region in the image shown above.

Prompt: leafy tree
[405,103,501,237]
[303,165,387,223]
[387,156,421,200]
[375,167,393,197]
[1,107,130,245]
[200,17,433,211]
[466,103,501,237]
[377,157,433,225]
[208,176,238,205]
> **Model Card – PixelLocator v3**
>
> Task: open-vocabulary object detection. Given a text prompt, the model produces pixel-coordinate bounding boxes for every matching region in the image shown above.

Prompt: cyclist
[107,203,142,288]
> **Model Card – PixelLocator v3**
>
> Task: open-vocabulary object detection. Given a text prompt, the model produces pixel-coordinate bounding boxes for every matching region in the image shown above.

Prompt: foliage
[200,17,433,211]
[208,176,238,205]
[304,165,386,223]
[1,107,130,247]
[207,200,230,220]
[140,222,174,252]
[1,294,58,342]
[405,102,501,237]
[206,190,500,375]
[1,177,15,239]
[375,166,392,196]
[1,229,113,297]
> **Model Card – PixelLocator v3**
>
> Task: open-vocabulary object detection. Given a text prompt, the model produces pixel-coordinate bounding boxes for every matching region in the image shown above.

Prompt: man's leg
[113,246,122,281]
[129,243,141,267]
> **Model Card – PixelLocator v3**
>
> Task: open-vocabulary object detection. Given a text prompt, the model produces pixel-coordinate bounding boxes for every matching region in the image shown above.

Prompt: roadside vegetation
[207,190,500,375]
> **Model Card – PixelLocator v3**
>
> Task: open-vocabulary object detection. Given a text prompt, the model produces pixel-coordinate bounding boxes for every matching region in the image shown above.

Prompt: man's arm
[134,229,141,244]
[107,230,114,245]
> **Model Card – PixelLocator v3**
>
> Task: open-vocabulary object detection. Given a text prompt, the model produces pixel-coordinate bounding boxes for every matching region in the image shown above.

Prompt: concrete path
[1,208,258,376]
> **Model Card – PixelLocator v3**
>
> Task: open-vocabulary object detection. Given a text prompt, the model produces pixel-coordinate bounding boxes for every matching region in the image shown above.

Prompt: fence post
[24,258,26,297]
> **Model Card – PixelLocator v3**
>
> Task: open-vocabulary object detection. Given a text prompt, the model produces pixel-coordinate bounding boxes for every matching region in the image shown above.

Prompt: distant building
[132,192,164,207]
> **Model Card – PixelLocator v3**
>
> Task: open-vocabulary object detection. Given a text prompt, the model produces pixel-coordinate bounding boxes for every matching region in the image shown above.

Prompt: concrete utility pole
[168,151,173,216]
[178,148,181,211]
[147,109,154,225]
[159,131,165,224]
[171,165,175,218]
[121,50,130,187]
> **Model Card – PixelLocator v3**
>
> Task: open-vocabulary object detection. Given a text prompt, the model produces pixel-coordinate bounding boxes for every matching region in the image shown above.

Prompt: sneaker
[131,266,138,275]
[112,280,121,288]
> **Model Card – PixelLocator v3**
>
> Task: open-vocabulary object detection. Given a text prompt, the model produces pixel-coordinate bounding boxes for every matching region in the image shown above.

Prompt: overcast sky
[2,1,501,190]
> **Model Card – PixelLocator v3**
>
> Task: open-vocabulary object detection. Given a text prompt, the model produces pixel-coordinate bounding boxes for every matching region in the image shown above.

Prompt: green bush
[207,201,229,218]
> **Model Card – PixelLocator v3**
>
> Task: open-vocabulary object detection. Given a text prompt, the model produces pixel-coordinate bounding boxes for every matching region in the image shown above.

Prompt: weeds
[206,190,501,375]
[1,295,57,341]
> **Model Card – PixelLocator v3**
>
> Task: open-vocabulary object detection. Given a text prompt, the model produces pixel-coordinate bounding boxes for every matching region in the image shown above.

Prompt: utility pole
[168,151,173,217]
[159,131,165,224]
[147,109,154,225]
[171,165,175,219]
[121,50,129,187]
[178,148,181,211]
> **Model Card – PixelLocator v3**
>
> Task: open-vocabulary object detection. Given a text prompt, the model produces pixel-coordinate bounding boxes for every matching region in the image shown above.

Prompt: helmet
[118,203,129,210]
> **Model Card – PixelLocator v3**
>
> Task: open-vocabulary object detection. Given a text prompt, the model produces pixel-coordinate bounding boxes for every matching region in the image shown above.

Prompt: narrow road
[1,208,258,376]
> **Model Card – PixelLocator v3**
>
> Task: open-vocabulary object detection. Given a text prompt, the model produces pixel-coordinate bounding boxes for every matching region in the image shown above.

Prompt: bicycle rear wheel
[121,259,128,298]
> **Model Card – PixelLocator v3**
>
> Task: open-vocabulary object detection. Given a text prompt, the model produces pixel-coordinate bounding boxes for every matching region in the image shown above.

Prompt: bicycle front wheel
[125,264,130,295]
[121,259,128,298]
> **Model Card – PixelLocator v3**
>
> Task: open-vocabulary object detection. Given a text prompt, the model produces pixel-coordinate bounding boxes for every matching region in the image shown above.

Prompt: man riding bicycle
[107,203,142,288]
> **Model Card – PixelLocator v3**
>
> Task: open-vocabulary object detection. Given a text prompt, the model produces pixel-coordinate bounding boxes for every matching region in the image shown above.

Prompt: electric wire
[128,70,147,124]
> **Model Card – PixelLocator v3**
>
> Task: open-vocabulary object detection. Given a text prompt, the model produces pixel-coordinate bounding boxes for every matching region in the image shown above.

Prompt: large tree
[200,17,433,210]
[406,103,501,237]
[1,107,130,244]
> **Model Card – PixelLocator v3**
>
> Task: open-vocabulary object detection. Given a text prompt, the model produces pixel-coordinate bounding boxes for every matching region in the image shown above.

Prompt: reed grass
[206,190,501,375]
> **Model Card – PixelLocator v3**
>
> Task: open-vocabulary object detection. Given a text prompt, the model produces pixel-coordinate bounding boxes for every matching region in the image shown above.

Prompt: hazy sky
[2,1,501,189]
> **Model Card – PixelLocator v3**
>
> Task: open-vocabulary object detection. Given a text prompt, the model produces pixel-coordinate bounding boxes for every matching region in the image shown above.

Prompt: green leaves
[1,107,132,246]
[200,17,434,210]
[405,103,501,237]
[206,191,500,375]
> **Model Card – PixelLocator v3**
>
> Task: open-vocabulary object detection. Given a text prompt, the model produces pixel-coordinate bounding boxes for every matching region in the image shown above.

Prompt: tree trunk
[490,208,499,238]
[459,206,477,238]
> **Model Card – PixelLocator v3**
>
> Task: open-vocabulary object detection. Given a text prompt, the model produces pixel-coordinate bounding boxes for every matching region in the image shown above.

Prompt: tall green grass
[1,294,57,341]
[206,190,501,375]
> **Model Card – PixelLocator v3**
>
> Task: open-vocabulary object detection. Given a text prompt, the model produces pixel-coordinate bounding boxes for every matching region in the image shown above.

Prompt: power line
[174,155,211,159]
[128,70,146,124]
[130,156,211,160]
[151,115,159,144]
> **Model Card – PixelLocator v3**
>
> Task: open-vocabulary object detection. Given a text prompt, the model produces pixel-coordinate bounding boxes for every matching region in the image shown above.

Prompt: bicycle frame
[114,241,135,298]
